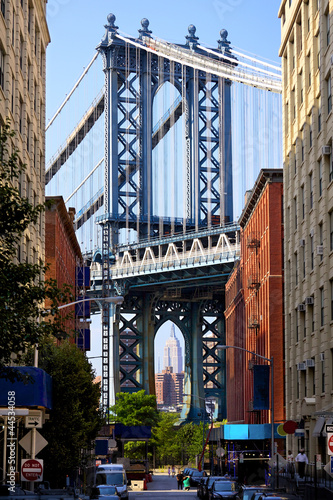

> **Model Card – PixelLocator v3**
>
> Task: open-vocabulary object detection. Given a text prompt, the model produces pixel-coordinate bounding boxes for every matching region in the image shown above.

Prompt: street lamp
[217,345,275,484]
[57,296,124,309]
[183,394,214,472]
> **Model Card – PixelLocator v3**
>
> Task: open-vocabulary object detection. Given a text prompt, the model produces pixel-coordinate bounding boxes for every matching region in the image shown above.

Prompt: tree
[109,390,159,427]
[27,339,103,487]
[0,122,72,375]
[151,412,180,464]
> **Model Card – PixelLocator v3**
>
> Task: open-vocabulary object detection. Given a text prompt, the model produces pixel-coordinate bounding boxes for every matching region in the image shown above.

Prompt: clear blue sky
[46,0,282,120]
[45,0,282,377]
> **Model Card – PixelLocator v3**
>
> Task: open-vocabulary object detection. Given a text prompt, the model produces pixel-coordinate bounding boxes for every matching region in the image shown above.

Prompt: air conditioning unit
[317,245,323,255]
[305,296,314,305]
[248,315,260,329]
[320,353,325,362]
[298,303,306,312]
[322,145,331,155]
[306,358,315,367]
[310,228,314,237]
[299,239,305,247]
[297,362,306,371]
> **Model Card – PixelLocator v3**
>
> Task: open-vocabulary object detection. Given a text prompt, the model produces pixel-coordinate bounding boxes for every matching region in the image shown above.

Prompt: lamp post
[217,345,275,484]
[183,394,214,472]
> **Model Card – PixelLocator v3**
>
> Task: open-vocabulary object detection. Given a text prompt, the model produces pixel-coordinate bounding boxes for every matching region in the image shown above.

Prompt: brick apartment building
[225,169,284,425]
[155,367,184,407]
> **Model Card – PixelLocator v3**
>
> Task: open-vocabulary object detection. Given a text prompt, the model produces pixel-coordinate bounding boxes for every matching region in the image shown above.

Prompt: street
[128,474,303,500]
[129,474,197,499]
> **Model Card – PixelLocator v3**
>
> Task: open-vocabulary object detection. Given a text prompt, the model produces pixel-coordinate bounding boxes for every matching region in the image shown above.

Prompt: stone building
[0,0,49,265]
[279,0,333,459]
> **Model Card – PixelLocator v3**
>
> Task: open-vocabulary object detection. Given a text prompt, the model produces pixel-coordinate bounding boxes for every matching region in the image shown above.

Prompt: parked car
[256,496,283,500]
[189,469,207,486]
[90,485,119,499]
[203,476,233,500]
[208,480,239,499]
[197,476,209,498]
[235,486,270,500]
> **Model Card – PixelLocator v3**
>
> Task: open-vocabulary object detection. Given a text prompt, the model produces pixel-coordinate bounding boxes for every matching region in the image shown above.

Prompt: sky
[45,0,282,377]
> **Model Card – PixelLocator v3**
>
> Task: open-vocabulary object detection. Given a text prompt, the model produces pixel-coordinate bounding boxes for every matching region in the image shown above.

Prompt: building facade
[0,0,49,265]
[225,169,284,426]
[45,196,91,348]
[279,0,333,460]
[162,324,183,373]
[155,366,184,407]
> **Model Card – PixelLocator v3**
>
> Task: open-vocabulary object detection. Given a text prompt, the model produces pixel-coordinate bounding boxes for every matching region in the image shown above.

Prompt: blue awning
[222,423,284,440]
[0,367,52,409]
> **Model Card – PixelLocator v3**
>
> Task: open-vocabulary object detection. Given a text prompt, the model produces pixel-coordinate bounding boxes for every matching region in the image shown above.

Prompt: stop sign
[328,435,333,456]
[21,459,43,482]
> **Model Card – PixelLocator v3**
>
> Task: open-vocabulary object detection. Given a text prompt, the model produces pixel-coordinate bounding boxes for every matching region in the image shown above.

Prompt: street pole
[217,345,275,486]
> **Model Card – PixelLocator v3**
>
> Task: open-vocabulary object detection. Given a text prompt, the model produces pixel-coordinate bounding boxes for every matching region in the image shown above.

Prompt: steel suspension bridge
[45,14,282,420]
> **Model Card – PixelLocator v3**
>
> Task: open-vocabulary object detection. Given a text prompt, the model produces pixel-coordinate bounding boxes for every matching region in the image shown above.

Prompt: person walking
[176,471,184,490]
[168,466,171,477]
[295,449,308,479]
[287,450,294,477]
[183,475,191,491]
[172,466,175,477]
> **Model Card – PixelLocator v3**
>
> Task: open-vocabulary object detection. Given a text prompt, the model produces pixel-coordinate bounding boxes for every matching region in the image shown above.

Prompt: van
[95,464,130,500]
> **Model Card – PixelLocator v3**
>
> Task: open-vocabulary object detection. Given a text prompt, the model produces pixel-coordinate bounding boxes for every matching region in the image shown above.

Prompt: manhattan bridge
[46,14,282,421]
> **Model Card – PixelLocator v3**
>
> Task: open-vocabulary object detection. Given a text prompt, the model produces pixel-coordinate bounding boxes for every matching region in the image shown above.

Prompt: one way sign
[25,412,42,429]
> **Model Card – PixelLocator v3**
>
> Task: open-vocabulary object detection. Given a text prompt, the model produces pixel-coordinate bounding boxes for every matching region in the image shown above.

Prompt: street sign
[216,447,225,457]
[327,425,333,456]
[25,414,42,429]
[19,430,48,455]
[21,459,43,482]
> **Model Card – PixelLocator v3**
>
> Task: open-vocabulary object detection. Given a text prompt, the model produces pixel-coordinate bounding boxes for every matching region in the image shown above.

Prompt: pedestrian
[172,466,175,477]
[287,450,294,477]
[168,466,171,477]
[183,475,191,491]
[295,448,308,479]
[176,471,184,490]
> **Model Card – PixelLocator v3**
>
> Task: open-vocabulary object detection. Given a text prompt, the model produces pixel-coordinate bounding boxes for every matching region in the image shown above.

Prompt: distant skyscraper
[163,324,182,373]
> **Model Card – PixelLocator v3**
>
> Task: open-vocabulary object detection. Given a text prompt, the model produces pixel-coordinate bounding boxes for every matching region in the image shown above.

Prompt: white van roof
[97,464,124,471]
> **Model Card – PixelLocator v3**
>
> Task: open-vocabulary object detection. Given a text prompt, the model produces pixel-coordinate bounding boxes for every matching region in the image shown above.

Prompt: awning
[312,416,325,437]
[322,418,333,437]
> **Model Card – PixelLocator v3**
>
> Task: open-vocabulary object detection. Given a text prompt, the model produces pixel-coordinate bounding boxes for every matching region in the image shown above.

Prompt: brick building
[225,169,284,425]
[45,196,90,345]
[155,367,184,407]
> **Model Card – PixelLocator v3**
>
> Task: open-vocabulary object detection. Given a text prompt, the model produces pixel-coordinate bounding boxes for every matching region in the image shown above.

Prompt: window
[309,301,314,333]
[329,152,333,183]
[318,96,321,132]
[309,122,312,148]
[28,7,33,34]
[12,9,15,46]
[301,139,304,162]
[301,185,305,219]
[303,245,305,278]
[310,364,315,395]
[326,12,330,47]
[319,223,323,263]
[1,0,5,18]
[295,307,299,341]
[308,52,311,87]
[319,159,322,197]
[330,212,333,251]
[321,354,325,393]
[331,279,333,321]
[317,30,321,69]
[295,252,298,286]
[20,33,23,70]
[34,81,37,112]
[328,76,332,115]
[296,370,300,399]
[11,74,14,113]
[27,59,31,92]
[0,49,4,90]
[26,117,30,152]
[300,70,303,104]
[309,172,313,209]
[294,196,297,228]
[320,287,324,327]
[310,233,314,270]
[19,96,23,135]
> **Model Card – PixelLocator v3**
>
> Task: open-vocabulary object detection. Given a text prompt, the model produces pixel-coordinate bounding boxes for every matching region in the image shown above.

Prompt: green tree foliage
[151,412,179,463]
[0,122,72,374]
[109,390,159,427]
[31,339,103,487]
[176,421,209,464]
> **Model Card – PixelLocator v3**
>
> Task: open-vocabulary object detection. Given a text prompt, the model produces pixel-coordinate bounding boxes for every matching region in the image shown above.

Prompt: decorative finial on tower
[100,13,119,44]
[218,28,232,55]
[185,24,199,49]
[139,18,152,39]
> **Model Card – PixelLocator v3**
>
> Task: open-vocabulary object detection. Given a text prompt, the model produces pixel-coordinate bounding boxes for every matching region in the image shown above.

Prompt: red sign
[21,459,43,482]
[328,435,333,455]
[283,420,298,434]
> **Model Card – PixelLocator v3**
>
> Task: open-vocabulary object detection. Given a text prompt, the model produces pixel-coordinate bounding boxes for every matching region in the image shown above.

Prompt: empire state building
[163,324,183,373]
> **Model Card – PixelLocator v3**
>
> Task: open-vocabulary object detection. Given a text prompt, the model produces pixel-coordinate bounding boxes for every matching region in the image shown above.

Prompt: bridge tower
[96,14,236,420]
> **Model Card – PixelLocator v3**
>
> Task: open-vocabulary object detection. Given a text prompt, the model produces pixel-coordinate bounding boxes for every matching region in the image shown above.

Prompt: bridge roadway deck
[128,474,301,499]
